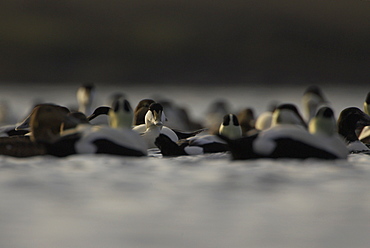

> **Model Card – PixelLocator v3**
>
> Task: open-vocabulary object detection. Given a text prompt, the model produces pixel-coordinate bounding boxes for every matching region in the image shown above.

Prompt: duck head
[109,97,134,128]
[134,99,155,125]
[76,83,95,115]
[145,103,166,129]
[271,103,307,128]
[309,106,337,136]
[337,107,370,143]
[219,114,242,139]
[302,85,328,121]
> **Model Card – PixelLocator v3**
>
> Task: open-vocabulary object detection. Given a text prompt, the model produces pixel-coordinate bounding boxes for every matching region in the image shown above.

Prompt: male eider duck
[155,114,242,156]
[133,99,205,139]
[337,107,370,153]
[271,103,307,129]
[132,102,173,149]
[220,106,347,160]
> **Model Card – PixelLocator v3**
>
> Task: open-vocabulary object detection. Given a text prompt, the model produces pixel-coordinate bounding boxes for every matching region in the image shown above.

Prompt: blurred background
[1,0,369,85]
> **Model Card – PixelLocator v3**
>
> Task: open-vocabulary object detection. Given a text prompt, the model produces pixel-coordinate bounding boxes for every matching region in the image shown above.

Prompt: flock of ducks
[0,84,369,160]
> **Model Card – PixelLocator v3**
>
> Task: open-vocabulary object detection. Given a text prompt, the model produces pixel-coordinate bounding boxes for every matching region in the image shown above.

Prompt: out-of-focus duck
[337,107,370,153]
[302,85,328,122]
[76,83,95,115]
[133,99,156,125]
[237,107,256,136]
[271,103,307,129]
[357,92,370,144]
[255,101,279,131]
[204,99,231,135]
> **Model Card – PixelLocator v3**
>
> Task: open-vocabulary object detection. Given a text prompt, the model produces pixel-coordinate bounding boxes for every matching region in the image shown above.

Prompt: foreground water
[0,82,369,248]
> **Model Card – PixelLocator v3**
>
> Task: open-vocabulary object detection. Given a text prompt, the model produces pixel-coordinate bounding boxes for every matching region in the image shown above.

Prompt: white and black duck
[155,114,242,156]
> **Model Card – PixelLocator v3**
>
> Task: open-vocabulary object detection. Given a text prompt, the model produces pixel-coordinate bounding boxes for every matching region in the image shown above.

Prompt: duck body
[221,106,348,160]
[155,114,241,156]
[46,124,147,157]
[0,135,46,157]
[302,85,328,122]
[222,124,346,160]
[155,134,228,156]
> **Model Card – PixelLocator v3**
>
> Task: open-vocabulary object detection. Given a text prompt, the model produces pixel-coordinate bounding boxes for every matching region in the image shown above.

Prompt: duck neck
[146,124,162,136]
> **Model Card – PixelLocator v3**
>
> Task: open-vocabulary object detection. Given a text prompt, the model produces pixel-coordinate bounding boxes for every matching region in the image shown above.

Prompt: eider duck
[204,99,231,135]
[255,101,279,131]
[237,107,256,136]
[337,107,370,153]
[155,114,242,156]
[134,99,156,125]
[271,103,307,129]
[302,85,328,122]
[76,83,95,115]
[0,104,74,157]
[220,106,347,160]
[133,99,204,139]
[154,96,203,131]
[133,102,173,149]
[357,92,370,144]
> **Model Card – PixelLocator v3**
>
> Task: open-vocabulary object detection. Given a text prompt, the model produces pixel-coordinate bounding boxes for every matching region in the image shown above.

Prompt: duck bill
[154,121,163,127]
[153,111,164,127]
